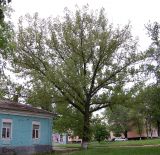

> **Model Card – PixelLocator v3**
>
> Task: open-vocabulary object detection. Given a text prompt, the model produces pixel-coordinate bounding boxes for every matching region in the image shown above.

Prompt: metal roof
[0,100,53,117]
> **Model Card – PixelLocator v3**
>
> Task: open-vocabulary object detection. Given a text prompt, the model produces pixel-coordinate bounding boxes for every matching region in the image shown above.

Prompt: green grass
[41,147,160,155]
[70,147,160,155]
[53,139,160,148]
[90,139,160,147]
[40,139,160,155]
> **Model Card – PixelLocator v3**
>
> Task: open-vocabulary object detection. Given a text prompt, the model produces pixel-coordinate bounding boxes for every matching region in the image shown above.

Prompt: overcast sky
[10,0,160,51]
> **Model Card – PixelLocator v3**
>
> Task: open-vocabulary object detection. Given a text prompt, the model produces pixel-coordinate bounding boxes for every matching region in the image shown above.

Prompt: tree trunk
[81,105,90,149]
[124,130,128,138]
[13,94,19,102]
[149,118,152,138]
[149,123,153,138]
[139,131,142,140]
[145,120,149,139]
[137,122,142,140]
[157,121,160,137]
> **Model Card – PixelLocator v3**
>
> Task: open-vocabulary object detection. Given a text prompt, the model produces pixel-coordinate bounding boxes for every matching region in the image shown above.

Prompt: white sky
[10,0,160,51]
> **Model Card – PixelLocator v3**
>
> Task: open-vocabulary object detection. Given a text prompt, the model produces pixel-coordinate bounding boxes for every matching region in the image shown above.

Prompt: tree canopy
[6,6,143,148]
[0,0,13,99]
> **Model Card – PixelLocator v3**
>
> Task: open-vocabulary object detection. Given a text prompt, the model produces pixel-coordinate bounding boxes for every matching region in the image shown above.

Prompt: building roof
[0,100,53,117]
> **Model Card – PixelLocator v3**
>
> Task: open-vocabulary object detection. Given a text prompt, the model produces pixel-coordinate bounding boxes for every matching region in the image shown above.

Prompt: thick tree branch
[90,102,111,113]
[54,83,85,115]
[59,75,85,105]
[88,55,102,96]
[91,62,131,97]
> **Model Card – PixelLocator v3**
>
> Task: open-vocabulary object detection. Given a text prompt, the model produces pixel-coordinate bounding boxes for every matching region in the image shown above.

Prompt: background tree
[145,22,160,84]
[0,0,13,99]
[8,7,142,148]
[105,85,153,140]
[0,0,12,56]
[91,114,109,143]
[135,86,160,138]
[130,108,145,140]
[106,105,131,138]
[145,22,160,136]
[0,0,11,22]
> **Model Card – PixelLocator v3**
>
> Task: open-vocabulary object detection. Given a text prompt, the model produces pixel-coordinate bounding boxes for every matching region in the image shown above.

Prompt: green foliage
[135,85,160,137]
[91,115,109,143]
[145,22,160,84]
[129,109,145,139]
[25,80,84,137]
[0,0,13,53]
[145,21,160,136]
[0,0,11,22]
[0,79,6,98]
[94,125,108,142]
[106,105,131,138]
[54,103,84,137]
[26,81,53,111]
[0,0,14,99]
[105,86,153,139]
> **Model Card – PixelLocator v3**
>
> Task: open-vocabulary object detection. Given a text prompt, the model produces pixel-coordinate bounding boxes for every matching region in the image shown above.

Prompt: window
[2,119,12,139]
[60,134,63,142]
[32,122,40,139]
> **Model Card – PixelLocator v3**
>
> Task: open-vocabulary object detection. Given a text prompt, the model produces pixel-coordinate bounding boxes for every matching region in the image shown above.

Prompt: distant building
[68,135,82,144]
[52,133,82,144]
[110,128,158,140]
[127,128,158,139]
[0,100,53,155]
[52,133,68,144]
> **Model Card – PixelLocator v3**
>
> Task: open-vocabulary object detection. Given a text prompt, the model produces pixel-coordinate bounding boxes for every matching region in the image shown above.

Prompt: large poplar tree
[10,6,141,148]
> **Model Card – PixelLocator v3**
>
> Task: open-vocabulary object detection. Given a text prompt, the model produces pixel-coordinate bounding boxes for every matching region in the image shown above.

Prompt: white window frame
[1,119,12,140]
[32,121,40,140]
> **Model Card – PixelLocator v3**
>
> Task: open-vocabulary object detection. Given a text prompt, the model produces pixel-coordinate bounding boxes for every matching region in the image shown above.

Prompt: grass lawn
[90,139,160,147]
[70,147,160,155]
[41,147,160,155]
[42,139,160,155]
[54,139,160,148]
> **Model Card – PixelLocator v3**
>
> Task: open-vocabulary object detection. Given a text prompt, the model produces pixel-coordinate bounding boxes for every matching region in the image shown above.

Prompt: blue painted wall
[0,113,52,147]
